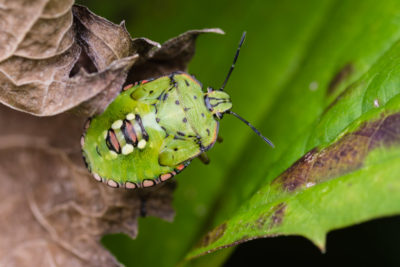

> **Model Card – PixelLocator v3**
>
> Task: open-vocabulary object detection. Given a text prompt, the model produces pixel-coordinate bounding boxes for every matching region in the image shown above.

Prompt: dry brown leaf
[128,28,225,82]
[0,1,223,117]
[0,104,176,266]
[0,2,136,117]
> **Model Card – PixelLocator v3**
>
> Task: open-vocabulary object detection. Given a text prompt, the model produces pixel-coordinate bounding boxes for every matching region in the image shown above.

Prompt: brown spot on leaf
[327,63,354,95]
[269,203,287,229]
[254,202,287,230]
[274,113,400,192]
[196,223,227,248]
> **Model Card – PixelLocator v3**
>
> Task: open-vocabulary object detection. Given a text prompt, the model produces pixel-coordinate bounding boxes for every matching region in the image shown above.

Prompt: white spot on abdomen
[122,144,134,155]
[111,120,123,129]
[126,113,135,120]
[138,139,147,149]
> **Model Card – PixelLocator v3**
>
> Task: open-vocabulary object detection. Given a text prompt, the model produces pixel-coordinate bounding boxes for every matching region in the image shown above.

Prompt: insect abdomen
[105,113,149,155]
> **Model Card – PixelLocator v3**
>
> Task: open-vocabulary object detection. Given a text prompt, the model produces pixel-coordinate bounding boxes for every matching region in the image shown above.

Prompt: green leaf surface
[79,0,400,266]
[187,0,400,260]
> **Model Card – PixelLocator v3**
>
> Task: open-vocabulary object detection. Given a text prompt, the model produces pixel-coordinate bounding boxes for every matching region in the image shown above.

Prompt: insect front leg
[198,152,210,165]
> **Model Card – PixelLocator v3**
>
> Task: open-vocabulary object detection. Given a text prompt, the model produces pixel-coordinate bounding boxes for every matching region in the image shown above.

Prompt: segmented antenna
[220,32,246,91]
[228,111,274,148]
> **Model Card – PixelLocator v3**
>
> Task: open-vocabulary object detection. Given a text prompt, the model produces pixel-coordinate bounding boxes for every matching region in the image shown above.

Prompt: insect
[81,32,274,189]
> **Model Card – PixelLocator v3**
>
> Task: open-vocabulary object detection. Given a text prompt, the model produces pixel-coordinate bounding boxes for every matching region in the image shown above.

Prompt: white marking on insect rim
[125,182,136,189]
[143,180,154,187]
[92,173,102,182]
[160,173,172,181]
[80,136,85,147]
[111,120,123,129]
[374,99,380,107]
[107,179,118,188]
[122,144,134,155]
[309,81,319,91]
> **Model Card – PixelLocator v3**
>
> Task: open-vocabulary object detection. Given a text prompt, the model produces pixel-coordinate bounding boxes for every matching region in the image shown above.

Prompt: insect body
[81,32,273,189]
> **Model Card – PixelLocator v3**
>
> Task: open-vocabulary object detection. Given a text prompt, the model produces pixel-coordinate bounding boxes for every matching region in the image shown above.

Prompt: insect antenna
[219,32,246,91]
[228,111,274,148]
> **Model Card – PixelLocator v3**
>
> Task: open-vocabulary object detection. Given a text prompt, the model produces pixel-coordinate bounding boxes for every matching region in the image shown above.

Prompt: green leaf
[186,0,400,260]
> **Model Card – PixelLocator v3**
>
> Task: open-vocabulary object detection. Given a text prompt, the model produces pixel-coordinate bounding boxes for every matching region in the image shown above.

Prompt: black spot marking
[156,118,160,123]
[206,128,210,136]
[106,129,121,154]
[185,79,190,86]
[177,131,185,136]
[211,100,229,108]
[149,90,154,94]
[135,114,149,141]
[169,73,178,87]
[163,93,169,101]
[174,148,178,151]
[184,107,190,112]
[152,103,158,114]
[175,100,180,105]
[161,126,169,137]
[201,113,205,117]
[96,146,102,157]
[174,135,185,140]
[193,95,197,100]
[183,117,187,123]
[121,119,138,146]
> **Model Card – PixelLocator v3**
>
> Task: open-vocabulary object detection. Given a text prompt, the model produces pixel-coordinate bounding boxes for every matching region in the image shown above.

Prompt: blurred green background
[76,0,400,266]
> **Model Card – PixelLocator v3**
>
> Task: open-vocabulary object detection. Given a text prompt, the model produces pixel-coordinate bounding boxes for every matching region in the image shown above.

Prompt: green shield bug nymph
[81,32,274,189]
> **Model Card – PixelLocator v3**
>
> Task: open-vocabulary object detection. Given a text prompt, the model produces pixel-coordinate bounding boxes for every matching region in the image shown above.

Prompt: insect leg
[198,152,210,165]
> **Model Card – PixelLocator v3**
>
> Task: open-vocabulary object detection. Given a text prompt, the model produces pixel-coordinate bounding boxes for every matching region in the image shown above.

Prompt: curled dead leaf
[128,28,225,82]
[0,1,223,117]
[0,2,137,117]
[0,105,176,266]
